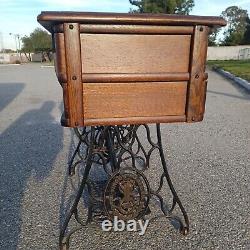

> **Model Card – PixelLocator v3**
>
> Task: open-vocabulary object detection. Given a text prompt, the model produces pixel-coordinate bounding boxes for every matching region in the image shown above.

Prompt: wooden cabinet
[38,12,226,127]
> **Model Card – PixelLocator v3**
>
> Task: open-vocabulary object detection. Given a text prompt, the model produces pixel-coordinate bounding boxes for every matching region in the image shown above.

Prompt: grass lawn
[207,60,250,82]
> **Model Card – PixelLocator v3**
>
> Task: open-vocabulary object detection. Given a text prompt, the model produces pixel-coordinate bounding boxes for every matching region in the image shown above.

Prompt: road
[0,64,249,249]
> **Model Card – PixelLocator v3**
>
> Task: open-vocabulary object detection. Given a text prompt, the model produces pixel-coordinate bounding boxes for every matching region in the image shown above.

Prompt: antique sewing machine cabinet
[38,11,226,249]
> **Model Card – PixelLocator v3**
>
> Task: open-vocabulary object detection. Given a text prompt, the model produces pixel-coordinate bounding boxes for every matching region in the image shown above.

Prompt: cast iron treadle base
[59,124,189,249]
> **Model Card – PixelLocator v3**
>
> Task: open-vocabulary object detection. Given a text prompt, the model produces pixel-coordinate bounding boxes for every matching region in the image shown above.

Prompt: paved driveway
[0,64,249,249]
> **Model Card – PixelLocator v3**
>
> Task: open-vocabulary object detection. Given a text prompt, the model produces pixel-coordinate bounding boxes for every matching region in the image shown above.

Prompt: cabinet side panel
[186,26,209,122]
[64,23,83,127]
[53,33,70,126]
[54,33,67,84]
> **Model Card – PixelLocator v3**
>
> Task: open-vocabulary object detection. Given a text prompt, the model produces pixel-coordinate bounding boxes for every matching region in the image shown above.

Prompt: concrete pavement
[0,64,249,249]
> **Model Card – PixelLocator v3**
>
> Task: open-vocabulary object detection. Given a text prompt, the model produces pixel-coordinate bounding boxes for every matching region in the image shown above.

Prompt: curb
[41,65,54,68]
[0,64,21,66]
[213,66,250,92]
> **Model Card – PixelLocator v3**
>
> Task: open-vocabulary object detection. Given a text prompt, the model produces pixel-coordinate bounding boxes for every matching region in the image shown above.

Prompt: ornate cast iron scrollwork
[59,124,189,249]
[104,167,150,221]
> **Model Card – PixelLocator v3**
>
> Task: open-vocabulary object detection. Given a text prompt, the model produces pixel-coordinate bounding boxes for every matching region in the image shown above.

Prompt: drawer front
[83,82,187,124]
[81,34,191,74]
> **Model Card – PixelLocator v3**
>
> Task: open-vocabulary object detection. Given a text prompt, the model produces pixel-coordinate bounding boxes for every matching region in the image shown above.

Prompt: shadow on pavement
[0,101,63,249]
[59,127,108,232]
[0,83,25,112]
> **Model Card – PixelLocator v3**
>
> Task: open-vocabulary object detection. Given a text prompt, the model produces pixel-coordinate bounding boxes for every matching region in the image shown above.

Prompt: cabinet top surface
[38,11,226,33]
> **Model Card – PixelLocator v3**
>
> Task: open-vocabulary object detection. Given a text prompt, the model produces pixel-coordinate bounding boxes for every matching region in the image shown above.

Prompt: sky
[0,0,250,50]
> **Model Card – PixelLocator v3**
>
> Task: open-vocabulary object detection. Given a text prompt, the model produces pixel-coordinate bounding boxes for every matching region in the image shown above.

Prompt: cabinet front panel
[83,82,187,121]
[81,34,191,74]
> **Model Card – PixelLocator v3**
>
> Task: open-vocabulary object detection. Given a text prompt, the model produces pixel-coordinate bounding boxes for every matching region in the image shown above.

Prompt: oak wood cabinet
[38,12,226,127]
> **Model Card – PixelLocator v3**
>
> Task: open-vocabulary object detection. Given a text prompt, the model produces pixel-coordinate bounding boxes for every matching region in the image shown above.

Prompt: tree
[221,6,248,45]
[21,36,33,61]
[242,16,250,44]
[208,28,220,46]
[29,28,51,52]
[129,0,194,14]
[21,28,52,61]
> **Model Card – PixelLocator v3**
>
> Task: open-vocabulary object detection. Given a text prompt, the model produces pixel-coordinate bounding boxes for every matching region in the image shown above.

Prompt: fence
[207,45,250,60]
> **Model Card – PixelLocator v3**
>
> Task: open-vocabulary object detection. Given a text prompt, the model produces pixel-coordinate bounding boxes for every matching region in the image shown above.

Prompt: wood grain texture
[54,33,67,83]
[54,33,69,125]
[83,82,187,120]
[84,115,186,126]
[80,24,193,34]
[186,25,209,122]
[37,12,226,127]
[82,72,190,83]
[81,34,191,74]
[53,24,194,34]
[64,23,83,126]
[38,12,227,34]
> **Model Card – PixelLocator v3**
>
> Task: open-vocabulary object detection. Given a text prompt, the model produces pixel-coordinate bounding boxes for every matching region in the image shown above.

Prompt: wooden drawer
[81,34,191,74]
[38,12,227,127]
[83,82,187,125]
